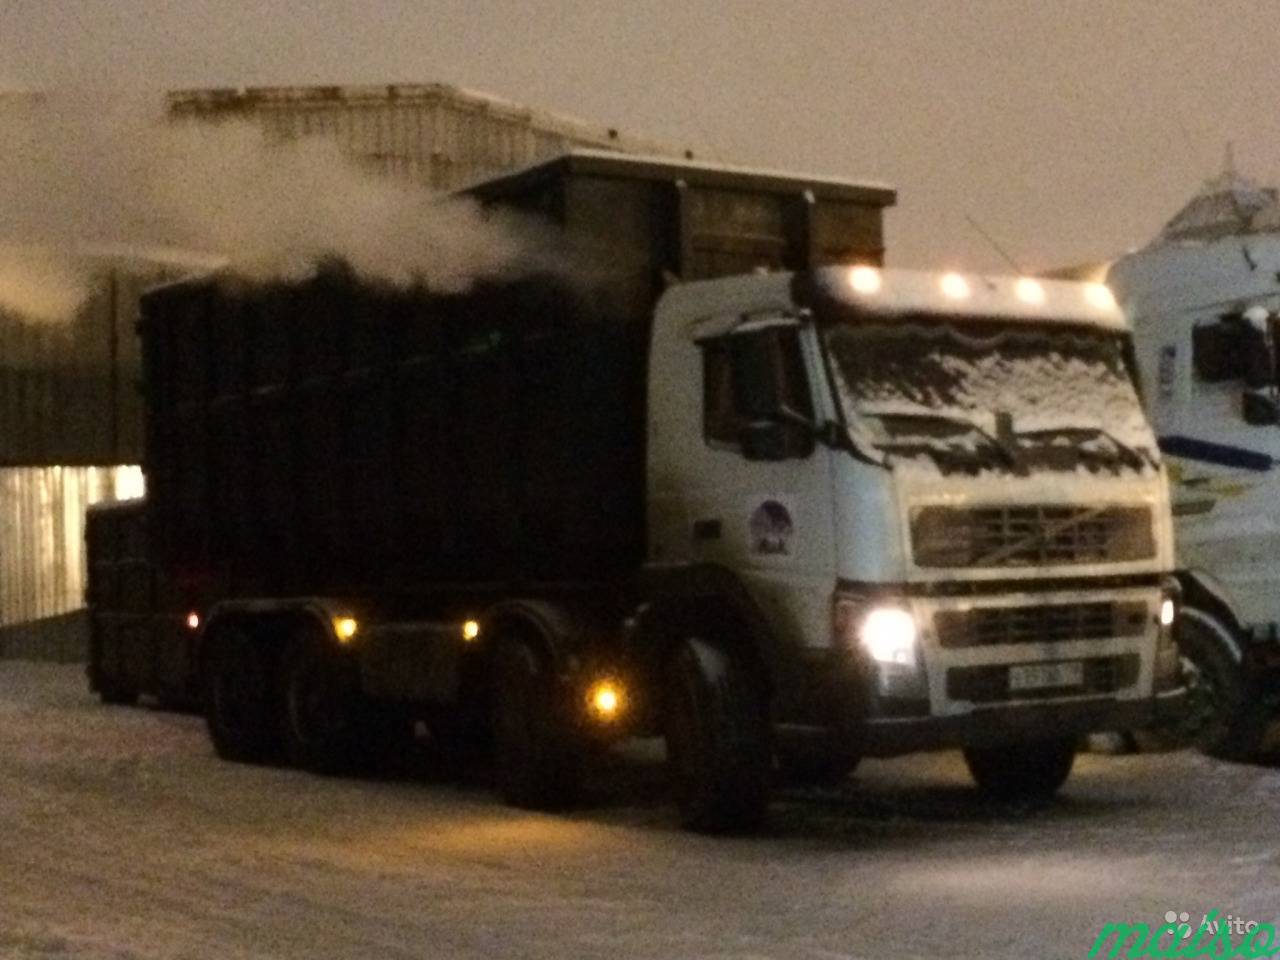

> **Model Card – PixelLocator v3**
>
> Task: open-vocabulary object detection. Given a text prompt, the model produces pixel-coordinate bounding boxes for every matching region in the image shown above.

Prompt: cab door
[681,315,838,652]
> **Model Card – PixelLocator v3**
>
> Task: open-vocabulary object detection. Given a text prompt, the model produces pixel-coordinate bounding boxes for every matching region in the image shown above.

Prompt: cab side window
[701,326,814,450]
[1192,310,1280,425]
[1193,314,1272,388]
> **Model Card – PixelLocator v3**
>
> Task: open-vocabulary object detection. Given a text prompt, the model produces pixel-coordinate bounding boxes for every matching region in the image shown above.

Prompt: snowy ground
[2,663,1279,960]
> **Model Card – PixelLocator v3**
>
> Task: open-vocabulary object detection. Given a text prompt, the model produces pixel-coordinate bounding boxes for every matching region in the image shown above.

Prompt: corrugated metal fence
[0,465,143,627]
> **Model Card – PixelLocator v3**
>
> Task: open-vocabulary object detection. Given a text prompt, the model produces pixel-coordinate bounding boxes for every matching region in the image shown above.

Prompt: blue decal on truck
[1158,435,1274,472]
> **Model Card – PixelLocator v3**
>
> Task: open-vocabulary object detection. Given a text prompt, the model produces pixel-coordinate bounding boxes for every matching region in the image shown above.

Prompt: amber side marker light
[333,617,359,643]
[462,619,481,642]
[586,680,625,722]
[185,612,200,630]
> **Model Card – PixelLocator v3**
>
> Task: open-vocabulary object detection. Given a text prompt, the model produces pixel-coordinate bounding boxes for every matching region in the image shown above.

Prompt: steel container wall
[0,465,144,627]
[168,83,689,192]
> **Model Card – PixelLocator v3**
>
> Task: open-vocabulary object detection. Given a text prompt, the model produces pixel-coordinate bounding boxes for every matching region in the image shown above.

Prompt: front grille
[947,654,1140,704]
[935,601,1148,649]
[911,504,1155,568]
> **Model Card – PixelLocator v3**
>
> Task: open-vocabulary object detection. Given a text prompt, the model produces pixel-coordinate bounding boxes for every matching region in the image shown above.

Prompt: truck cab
[1109,232,1280,758]
[647,265,1182,785]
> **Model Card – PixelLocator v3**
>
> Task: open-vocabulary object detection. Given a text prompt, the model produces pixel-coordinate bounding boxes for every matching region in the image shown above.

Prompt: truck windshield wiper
[1015,425,1149,469]
[873,411,1020,467]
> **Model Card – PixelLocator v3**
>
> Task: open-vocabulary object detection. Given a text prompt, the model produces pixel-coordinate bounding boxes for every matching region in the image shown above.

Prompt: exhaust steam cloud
[0,90,547,322]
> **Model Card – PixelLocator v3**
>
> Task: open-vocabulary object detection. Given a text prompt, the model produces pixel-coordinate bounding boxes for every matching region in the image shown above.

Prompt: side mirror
[739,420,815,461]
[1242,389,1280,426]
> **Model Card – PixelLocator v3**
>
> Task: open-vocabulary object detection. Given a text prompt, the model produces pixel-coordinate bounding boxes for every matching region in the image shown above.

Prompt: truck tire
[663,637,771,833]
[204,627,280,764]
[277,631,367,776]
[491,634,582,809]
[1173,607,1271,762]
[963,737,1076,805]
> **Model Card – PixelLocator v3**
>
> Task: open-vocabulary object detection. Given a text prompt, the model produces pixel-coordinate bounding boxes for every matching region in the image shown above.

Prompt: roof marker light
[940,273,970,299]
[848,265,882,294]
[1085,282,1116,311]
[1016,277,1046,305]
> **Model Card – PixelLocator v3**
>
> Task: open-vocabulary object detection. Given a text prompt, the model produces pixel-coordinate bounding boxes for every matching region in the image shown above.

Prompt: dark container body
[139,154,895,612]
[465,152,895,327]
[141,270,644,608]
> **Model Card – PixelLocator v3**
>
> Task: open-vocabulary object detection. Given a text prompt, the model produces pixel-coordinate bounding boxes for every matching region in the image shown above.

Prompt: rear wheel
[277,630,368,775]
[204,627,279,764]
[664,637,771,833]
[963,737,1076,805]
[491,633,582,809]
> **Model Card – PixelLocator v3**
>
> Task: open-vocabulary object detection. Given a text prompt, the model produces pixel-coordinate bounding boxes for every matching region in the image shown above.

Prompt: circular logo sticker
[749,499,793,556]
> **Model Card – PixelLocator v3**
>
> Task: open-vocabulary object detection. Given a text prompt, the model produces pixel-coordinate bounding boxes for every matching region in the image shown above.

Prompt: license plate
[1008,661,1085,692]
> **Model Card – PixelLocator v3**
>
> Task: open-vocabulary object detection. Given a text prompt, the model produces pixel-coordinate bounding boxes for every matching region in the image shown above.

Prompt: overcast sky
[2,0,1277,272]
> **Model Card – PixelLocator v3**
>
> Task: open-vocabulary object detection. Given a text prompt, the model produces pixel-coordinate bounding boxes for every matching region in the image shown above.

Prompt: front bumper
[857,686,1188,757]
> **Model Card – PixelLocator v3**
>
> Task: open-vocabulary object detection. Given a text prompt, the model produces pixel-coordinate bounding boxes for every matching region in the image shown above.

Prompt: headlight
[860,607,918,666]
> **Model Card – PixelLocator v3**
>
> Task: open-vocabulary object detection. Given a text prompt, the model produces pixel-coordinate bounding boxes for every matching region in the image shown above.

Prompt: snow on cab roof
[811,266,1127,331]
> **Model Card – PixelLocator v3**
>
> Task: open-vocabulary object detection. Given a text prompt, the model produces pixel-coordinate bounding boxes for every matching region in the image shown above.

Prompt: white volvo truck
[87,155,1184,832]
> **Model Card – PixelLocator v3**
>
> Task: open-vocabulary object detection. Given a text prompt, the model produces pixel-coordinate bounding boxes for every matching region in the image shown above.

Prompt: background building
[167,83,689,192]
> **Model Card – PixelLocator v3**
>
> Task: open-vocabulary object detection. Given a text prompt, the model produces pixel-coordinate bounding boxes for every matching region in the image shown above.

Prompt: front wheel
[963,737,1076,805]
[663,637,771,833]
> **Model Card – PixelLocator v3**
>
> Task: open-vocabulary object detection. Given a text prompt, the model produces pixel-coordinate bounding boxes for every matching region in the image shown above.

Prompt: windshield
[821,317,1157,474]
